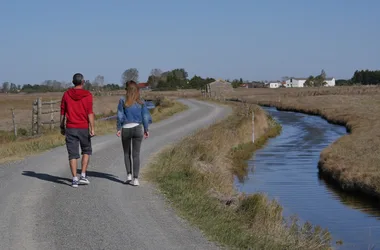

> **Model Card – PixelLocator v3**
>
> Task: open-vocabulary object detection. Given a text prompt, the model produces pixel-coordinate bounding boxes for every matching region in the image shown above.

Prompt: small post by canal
[252,112,255,143]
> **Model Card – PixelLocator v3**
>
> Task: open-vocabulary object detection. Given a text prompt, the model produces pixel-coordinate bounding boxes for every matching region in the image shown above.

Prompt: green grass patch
[146,103,332,250]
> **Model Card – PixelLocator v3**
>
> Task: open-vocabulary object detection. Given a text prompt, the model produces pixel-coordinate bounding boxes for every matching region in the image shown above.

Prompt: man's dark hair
[72,73,84,86]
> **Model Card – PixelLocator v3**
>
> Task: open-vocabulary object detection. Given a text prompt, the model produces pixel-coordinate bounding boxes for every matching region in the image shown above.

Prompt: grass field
[146,101,331,250]
[0,97,187,164]
[230,86,380,199]
[0,90,199,131]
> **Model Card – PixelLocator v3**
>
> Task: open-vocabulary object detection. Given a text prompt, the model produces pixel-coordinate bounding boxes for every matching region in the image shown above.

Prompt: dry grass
[228,86,380,199]
[149,97,188,122]
[0,99,187,164]
[0,92,121,131]
[0,90,198,131]
[146,101,331,250]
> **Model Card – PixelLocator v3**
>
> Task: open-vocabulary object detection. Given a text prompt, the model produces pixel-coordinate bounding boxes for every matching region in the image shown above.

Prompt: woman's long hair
[125,80,143,107]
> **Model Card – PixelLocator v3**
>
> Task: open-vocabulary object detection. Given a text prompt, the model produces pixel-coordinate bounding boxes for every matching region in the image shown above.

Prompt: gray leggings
[121,125,143,178]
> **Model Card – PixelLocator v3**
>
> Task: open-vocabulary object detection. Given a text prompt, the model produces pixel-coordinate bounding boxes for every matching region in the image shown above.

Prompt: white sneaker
[126,174,132,183]
[132,178,139,186]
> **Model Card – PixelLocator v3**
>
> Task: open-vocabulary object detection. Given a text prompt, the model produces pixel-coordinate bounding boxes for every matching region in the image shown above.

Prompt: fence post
[252,112,255,143]
[37,97,42,134]
[11,108,17,137]
[32,99,37,135]
[50,99,54,130]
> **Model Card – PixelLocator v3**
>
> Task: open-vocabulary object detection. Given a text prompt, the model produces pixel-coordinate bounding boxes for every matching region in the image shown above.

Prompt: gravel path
[0,99,231,250]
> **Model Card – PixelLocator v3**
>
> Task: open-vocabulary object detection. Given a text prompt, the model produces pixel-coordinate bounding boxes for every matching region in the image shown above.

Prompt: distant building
[285,78,307,88]
[269,82,280,88]
[325,77,336,87]
[137,82,150,90]
[285,77,335,87]
[209,79,234,97]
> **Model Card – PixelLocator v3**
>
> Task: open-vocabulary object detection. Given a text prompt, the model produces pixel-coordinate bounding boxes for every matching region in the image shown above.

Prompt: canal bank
[236,107,380,249]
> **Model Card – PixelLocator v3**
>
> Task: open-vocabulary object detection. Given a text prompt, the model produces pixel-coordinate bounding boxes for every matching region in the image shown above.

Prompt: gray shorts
[65,128,92,160]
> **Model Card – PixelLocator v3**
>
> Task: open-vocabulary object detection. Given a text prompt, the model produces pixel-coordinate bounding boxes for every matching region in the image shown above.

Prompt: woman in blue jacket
[116,80,152,186]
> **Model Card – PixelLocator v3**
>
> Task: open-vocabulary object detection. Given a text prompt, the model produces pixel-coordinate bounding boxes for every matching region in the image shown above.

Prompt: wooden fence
[32,98,61,135]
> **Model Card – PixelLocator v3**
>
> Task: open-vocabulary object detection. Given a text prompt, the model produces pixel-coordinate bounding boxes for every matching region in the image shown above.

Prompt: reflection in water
[235,107,380,250]
[318,173,380,219]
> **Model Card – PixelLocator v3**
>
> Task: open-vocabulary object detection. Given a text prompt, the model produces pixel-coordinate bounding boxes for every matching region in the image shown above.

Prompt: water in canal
[235,107,380,250]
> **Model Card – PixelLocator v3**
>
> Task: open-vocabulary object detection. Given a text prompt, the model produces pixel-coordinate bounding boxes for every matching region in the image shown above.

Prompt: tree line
[336,70,380,86]
[1,67,221,93]
[9,67,379,93]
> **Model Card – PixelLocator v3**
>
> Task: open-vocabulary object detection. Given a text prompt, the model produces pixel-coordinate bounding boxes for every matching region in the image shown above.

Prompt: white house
[285,77,336,87]
[269,82,280,88]
[285,78,307,88]
[325,77,336,86]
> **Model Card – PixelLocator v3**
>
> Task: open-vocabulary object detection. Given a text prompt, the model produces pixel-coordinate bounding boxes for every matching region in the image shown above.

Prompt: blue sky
[1,0,379,85]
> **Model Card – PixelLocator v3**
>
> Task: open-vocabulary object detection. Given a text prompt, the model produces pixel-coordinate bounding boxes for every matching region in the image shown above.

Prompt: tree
[84,80,92,90]
[93,75,105,86]
[304,76,315,87]
[42,80,65,91]
[351,70,380,85]
[93,75,105,91]
[336,79,352,86]
[10,83,17,92]
[188,75,204,89]
[320,69,326,79]
[2,82,10,92]
[121,68,139,86]
[171,68,188,81]
[148,68,162,88]
[231,79,241,88]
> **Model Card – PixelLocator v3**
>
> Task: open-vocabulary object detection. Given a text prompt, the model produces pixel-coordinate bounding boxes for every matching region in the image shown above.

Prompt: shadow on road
[22,171,72,186]
[21,170,126,186]
[78,170,125,184]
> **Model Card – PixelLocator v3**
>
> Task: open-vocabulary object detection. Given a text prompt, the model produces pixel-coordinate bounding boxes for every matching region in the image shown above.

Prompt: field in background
[0,89,201,131]
[0,97,187,164]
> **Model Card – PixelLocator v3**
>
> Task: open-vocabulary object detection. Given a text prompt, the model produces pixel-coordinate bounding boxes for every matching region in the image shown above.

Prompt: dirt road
[0,99,231,250]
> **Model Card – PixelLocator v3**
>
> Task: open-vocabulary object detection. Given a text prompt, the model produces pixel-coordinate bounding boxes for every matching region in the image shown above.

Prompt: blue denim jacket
[116,97,152,132]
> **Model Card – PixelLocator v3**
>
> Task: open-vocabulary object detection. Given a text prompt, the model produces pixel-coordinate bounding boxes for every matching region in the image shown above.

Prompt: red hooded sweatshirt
[60,88,93,129]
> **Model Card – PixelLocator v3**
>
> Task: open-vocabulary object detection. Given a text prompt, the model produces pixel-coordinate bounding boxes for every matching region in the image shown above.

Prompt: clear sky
[1,0,379,85]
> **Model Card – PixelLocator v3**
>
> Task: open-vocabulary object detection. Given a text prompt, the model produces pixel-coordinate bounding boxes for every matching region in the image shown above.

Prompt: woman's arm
[116,98,125,132]
[141,102,151,133]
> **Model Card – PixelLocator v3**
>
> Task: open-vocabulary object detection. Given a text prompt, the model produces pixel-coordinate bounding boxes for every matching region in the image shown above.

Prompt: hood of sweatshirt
[67,88,91,101]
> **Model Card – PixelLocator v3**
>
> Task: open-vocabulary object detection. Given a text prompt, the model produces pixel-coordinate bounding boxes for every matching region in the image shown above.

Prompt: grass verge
[146,100,331,250]
[0,98,187,164]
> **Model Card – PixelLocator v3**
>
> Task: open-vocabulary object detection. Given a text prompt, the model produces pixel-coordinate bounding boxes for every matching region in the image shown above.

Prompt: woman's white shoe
[132,178,139,186]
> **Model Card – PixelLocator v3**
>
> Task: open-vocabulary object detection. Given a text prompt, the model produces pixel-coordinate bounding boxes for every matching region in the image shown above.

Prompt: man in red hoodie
[60,73,95,188]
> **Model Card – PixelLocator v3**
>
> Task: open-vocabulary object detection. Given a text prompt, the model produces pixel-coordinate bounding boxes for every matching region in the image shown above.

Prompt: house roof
[290,78,308,80]
[137,82,149,88]
[288,77,335,81]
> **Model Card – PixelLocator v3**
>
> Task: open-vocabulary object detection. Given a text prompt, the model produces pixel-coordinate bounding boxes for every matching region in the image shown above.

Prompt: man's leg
[69,159,78,177]
[81,154,90,175]
[66,128,80,187]
[79,128,92,184]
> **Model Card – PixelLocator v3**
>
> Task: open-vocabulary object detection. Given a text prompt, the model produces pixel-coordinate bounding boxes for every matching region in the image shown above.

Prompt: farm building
[208,79,234,97]
[285,78,307,88]
[325,78,336,86]
[285,77,336,87]
[269,82,280,88]
[137,82,150,90]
